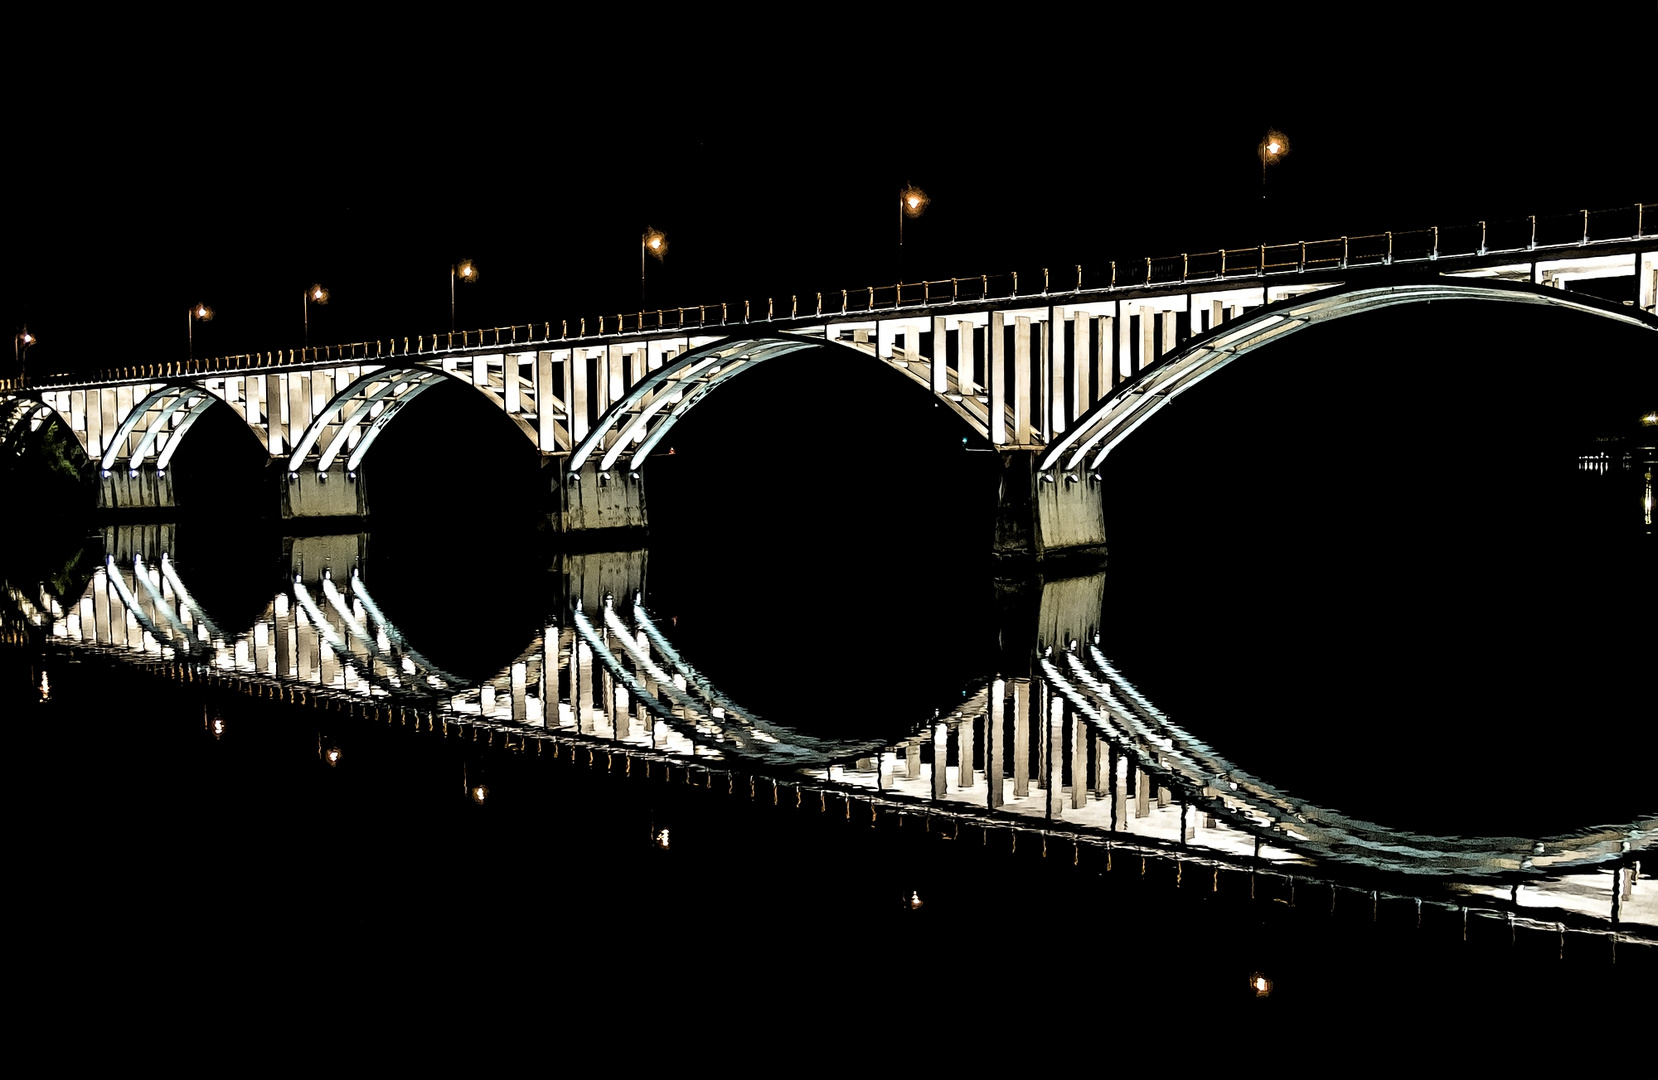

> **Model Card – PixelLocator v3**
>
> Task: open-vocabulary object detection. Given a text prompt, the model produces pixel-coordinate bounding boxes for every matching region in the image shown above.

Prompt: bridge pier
[278,465,370,520]
[97,464,177,513]
[993,450,1107,562]
[547,459,647,541]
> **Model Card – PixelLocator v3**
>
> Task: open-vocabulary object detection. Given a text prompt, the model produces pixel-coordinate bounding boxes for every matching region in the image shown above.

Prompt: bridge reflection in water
[6,524,1650,965]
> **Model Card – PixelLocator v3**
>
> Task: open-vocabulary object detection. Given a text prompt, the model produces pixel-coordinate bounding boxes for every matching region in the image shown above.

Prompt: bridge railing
[6,202,1650,394]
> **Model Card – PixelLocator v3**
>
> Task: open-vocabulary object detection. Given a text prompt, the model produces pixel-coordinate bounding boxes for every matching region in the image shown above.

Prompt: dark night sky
[5,11,1651,377]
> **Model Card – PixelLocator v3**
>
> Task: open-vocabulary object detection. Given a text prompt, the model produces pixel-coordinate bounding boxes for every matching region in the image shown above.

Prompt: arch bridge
[5,206,1655,558]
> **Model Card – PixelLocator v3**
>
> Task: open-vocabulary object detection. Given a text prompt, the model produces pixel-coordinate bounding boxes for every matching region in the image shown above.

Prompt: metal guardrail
[5,204,1652,392]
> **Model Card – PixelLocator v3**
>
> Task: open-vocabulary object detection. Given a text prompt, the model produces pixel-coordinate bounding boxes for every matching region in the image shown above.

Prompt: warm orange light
[1259,130,1290,165]
[457,260,477,281]
[900,185,930,218]
[193,304,214,321]
[471,783,488,803]
[1249,971,1274,997]
[642,228,668,260]
[310,284,329,304]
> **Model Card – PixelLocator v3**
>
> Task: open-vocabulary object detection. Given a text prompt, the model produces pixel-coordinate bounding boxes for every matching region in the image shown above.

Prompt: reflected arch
[285,364,540,475]
[568,334,1004,476]
[1039,279,1658,476]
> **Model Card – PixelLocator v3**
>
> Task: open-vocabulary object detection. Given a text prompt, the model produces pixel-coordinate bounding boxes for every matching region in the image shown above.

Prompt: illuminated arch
[0,394,65,453]
[568,334,1005,475]
[94,383,224,472]
[286,364,538,474]
[1040,279,1658,475]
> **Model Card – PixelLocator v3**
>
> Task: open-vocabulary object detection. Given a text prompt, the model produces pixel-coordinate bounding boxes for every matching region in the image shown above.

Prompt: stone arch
[1040,279,1658,476]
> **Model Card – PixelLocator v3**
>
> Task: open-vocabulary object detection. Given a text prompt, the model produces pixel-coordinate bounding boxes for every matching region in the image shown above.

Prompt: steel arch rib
[286,367,442,473]
[98,384,193,471]
[0,397,59,450]
[1039,280,1658,476]
[570,334,1003,476]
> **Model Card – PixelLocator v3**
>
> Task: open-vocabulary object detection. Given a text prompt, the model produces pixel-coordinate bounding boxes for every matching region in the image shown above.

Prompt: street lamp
[14,326,34,383]
[1258,129,1289,191]
[641,227,667,309]
[303,283,329,348]
[451,260,478,332]
[187,303,214,360]
[899,184,929,278]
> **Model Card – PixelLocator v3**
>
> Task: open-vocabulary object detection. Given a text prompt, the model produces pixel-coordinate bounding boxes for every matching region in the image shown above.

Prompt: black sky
[4,11,1652,376]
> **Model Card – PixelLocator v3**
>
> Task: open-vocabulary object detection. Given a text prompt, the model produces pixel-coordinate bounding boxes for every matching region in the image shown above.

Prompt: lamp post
[303,283,329,348]
[450,260,478,333]
[14,327,34,383]
[641,228,667,309]
[187,303,214,361]
[1258,130,1289,191]
[1258,129,1289,250]
[899,184,929,279]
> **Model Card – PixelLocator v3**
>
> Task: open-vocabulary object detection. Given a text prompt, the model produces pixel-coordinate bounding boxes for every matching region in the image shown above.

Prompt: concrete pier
[549,459,647,539]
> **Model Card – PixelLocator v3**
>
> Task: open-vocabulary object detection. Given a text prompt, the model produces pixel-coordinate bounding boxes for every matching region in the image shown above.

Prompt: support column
[1012,677,1030,799]
[1116,303,1132,385]
[958,320,976,393]
[1014,316,1032,445]
[931,316,948,393]
[993,449,1107,561]
[537,351,559,453]
[1046,693,1064,818]
[279,466,369,519]
[987,679,1004,809]
[571,350,590,443]
[548,457,647,540]
[1047,308,1065,440]
[1071,312,1090,423]
[1139,305,1154,376]
[988,312,1006,445]
[1096,314,1112,403]
[97,465,177,513]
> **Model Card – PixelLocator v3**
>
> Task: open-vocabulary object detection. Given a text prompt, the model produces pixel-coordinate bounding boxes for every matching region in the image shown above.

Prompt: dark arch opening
[167,397,274,519]
[0,403,95,568]
[1096,299,1655,837]
[342,377,549,682]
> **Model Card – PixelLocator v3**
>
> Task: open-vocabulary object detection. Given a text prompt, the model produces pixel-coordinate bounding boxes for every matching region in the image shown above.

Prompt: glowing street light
[14,326,35,382]
[187,303,214,360]
[450,259,478,332]
[303,283,329,348]
[899,184,929,270]
[641,227,667,309]
[1258,129,1289,190]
